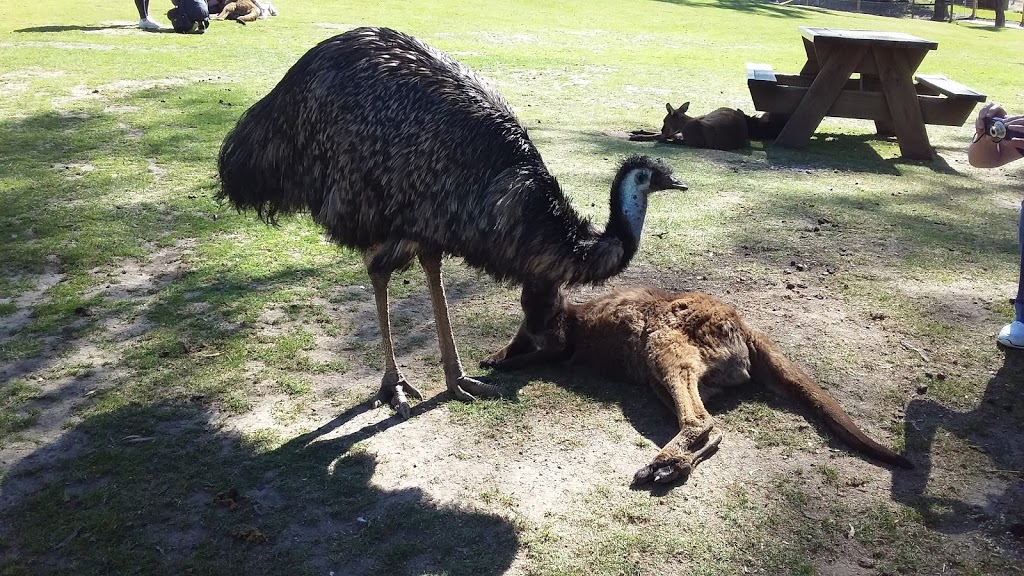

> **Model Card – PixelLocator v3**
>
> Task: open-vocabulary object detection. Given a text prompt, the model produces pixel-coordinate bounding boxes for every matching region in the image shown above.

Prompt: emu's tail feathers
[216,114,310,225]
[746,329,914,469]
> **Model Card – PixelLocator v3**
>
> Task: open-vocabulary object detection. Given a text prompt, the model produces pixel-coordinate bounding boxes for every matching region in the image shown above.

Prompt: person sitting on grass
[968,102,1024,349]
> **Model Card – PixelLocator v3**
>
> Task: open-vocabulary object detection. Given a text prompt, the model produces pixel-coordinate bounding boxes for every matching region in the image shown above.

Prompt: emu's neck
[600,173,648,271]
[562,172,649,286]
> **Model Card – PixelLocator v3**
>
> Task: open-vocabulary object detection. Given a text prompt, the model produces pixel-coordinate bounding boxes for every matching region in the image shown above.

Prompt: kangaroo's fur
[659,102,750,150]
[215,0,260,23]
[483,286,913,486]
[629,102,786,148]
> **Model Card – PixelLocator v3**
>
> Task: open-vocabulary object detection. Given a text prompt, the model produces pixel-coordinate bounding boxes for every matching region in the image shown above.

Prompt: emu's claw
[449,376,503,402]
[373,377,423,419]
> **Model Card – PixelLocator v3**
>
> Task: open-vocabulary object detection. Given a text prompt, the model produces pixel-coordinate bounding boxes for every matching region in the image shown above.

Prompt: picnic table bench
[746,27,986,160]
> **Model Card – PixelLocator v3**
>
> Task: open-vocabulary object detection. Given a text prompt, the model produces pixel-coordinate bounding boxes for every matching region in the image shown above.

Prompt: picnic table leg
[873,47,932,160]
[799,37,819,75]
[860,75,896,136]
[775,45,867,149]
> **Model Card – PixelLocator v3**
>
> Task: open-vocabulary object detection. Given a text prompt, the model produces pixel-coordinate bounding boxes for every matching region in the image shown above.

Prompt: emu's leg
[632,329,719,485]
[418,253,502,401]
[366,265,423,419]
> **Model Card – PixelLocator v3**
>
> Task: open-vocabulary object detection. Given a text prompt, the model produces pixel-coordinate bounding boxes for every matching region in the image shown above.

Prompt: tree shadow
[894,349,1024,536]
[0,399,518,575]
[648,0,818,19]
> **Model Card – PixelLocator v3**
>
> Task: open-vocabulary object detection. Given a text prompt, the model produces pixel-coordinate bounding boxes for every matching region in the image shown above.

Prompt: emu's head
[609,155,688,242]
[661,102,693,139]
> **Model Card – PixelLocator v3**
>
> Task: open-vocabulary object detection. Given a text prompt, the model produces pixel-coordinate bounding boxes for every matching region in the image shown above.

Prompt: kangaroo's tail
[746,328,913,469]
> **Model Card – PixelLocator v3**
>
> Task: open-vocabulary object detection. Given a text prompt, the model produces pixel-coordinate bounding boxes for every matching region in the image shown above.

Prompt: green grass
[1,0,1023,575]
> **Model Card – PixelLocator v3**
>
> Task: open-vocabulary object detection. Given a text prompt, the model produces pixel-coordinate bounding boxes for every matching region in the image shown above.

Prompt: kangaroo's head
[661,102,693,139]
[520,281,570,351]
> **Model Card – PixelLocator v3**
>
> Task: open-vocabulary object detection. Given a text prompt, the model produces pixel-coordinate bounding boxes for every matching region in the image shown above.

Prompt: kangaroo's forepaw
[479,354,501,370]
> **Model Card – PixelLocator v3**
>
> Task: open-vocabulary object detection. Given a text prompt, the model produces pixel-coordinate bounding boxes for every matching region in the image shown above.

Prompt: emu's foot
[372,377,424,419]
[632,434,723,486]
[449,376,503,402]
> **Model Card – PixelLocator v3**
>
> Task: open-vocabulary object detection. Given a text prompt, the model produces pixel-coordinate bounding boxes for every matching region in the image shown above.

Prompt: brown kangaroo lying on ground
[630,102,786,150]
[482,285,913,486]
[214,0,261,23]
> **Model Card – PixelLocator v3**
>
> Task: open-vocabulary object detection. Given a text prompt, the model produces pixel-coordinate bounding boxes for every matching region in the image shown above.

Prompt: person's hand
[975,101,1008,134]
[1003,114,1024,151]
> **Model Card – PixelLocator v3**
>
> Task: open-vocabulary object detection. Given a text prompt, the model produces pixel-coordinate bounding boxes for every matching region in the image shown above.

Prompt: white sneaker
[265,2,278,16]
[997,320,1024,349]
[139,17,161,30]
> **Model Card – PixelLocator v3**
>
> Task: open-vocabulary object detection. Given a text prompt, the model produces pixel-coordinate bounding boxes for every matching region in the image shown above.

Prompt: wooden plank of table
[775,45,867,149]
[799,37,819,75]
[873,46,932,160]
[800,27,937,51]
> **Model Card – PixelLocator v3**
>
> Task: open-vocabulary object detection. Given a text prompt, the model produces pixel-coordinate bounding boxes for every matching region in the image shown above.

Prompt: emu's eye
[634,171,649,186]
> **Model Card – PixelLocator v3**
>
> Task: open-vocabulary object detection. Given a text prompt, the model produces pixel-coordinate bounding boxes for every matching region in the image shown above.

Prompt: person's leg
[1016,199,1024,322]
[998,199,1024,348]
[137,0,161,29]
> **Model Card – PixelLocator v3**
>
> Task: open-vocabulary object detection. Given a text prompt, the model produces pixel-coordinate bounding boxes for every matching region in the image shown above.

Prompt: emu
[217,27,687,417]
[484,286,913,486]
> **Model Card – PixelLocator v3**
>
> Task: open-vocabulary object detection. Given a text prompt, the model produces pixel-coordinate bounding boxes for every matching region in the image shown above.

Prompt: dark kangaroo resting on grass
[483,286,913,486]
[629,102,786,149]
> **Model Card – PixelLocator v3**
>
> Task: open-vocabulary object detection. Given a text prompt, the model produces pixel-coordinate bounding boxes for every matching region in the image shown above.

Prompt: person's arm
[968,102,1024,168]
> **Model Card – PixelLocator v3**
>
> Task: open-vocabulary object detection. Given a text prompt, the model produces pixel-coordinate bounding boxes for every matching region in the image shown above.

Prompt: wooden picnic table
[748,26,986,160]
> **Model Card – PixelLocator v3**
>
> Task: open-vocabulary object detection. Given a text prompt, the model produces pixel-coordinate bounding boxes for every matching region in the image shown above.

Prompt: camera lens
[985,117,1008,142]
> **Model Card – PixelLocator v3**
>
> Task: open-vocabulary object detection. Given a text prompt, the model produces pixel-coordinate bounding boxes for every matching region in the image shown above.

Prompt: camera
[984,117,1023,143]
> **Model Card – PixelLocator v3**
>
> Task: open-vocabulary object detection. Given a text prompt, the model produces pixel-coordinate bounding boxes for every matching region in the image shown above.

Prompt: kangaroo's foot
[632,434,722,486]
[372,373,424,419]
[448,376,503,402]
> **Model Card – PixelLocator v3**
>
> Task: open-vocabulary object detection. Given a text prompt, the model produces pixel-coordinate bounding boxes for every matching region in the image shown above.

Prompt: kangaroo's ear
[665,102,675,115]
[679,102,690,114]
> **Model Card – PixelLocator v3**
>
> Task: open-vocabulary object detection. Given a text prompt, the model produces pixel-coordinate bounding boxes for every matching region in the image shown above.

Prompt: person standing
[969,102,1024,348]
[135,0,162,30]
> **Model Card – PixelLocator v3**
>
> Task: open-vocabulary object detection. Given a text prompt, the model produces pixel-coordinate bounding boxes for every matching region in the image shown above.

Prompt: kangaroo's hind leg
[215,2,238,19]
[236,4,261,22]
[632,329,720,485]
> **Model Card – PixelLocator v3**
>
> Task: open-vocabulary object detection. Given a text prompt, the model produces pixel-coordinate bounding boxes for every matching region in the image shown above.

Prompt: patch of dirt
[0,240,197,511]
[49,162,95,179]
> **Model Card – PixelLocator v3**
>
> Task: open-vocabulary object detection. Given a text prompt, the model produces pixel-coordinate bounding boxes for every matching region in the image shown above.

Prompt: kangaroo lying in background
[629,102,786,150]
[483,285,913,486]
[214,0,270,23]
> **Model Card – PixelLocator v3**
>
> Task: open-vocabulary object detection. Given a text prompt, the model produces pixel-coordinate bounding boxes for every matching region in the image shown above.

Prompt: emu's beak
[654,173,687,192]
[666,175,688,191]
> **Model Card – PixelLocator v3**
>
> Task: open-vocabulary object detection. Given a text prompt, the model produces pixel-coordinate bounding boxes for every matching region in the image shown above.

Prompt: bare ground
[1,172,1023,574]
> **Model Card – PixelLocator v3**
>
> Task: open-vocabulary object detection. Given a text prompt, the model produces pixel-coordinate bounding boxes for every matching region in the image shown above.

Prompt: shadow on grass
[894,349,1024,538]
[0,399,518,575]
[648,0,816,19]
[567,125,964,176]
[13,24,177,34]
